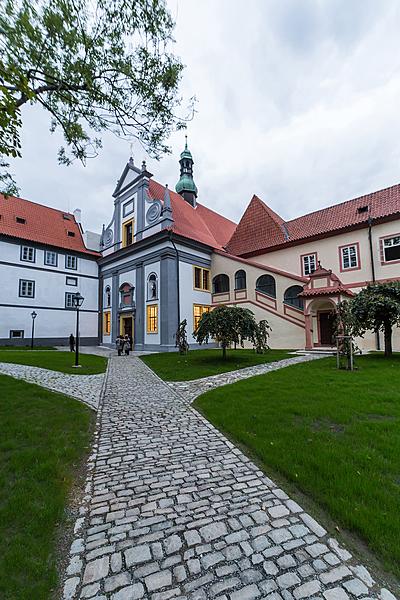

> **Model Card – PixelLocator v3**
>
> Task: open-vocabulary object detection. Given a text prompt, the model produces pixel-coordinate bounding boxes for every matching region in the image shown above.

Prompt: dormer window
[63,214,71,220]
[357,205,369,214]
[67,231,75,237]
[16,217,26,224]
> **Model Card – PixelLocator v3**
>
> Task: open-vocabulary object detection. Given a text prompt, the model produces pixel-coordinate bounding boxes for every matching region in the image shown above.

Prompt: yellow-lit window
[103,311,111,335]
[193,304,210,330]
[193,266,211,291]
[122,219,134,247]
[147,304,158,333]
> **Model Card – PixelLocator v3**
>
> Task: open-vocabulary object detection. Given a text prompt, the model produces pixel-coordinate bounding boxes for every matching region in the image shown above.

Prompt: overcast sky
[9,0,400,233]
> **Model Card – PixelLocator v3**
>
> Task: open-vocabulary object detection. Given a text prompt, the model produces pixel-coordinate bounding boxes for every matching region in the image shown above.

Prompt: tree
[0,0,188,190]
[175,319,189,355]
[334,300,359,370]
[252,319,271,354]
[193,305,268,359]
[347,282,400,357]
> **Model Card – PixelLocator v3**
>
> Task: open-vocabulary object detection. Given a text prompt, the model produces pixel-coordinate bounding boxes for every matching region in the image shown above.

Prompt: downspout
[368,214,380,350]
[169,231,181,325]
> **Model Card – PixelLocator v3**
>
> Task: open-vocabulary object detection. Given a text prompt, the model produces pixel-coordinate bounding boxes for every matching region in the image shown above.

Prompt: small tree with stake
[193,305,269,359]
[350,282,400,357]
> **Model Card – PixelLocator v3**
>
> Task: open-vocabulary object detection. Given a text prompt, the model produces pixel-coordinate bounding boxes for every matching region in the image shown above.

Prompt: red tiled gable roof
[0,194,99,255]
[148,180,236,249]
[227,183,400,257]
[300,285,354,298]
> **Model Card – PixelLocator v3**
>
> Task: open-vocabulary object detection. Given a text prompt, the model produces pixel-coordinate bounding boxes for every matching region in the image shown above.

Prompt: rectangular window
[302,253,317,276]
[123,219,134,247]
[65,292,76,308]
[66,276,78,286]
[66,254,77,270]
[103,311,111,335]
[193,266,211,291]
[123,200,134,217]
[20,245,35,263]
[146,304,158,333]
[19,279,35,297]
[383,235,400,262]
[44,250,58,266]
[10,330,24,338]
[193,304,210,331]
[340,244,359,270]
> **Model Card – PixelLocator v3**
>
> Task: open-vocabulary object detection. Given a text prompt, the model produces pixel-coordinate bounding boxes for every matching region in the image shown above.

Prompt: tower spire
[175,137,198,207]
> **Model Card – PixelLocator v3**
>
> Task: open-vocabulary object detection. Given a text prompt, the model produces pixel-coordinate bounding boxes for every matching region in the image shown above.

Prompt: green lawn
[140,348,293,381]
[195,354,400,578]
[0,350,107,375]
[0,346,56,350]
[0,374,94,600]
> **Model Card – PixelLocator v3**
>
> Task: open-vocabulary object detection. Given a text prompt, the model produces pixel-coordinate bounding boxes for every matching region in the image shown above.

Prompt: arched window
[147,273,158,300]
[105,285,111,308]
[284,285,304,310]
[213,274,230,294]
[234,270,246,290]
[256,275,276,298]
[119,282,134,306]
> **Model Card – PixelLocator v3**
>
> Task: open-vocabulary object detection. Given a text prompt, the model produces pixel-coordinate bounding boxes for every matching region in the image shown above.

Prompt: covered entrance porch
[300,264,354,350]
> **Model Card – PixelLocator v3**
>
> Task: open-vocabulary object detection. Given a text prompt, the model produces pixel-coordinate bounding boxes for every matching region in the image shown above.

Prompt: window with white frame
[66,254,77,270]
[44,250,57,266]
[10,330,24,338]
[302,253,317,276]
[341,244,359,270]
[19,279,35,297]
[383,235,400,262]
[66,276,78,286]
[65,292,77,308]
[20,245,35,262]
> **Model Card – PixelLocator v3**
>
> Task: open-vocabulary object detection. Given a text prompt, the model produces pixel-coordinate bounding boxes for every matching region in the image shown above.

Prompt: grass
[0,374,94,600]
[140,348,293,381]
[0,346,56,350]
[0,349,107,375]
[194,354,400,578]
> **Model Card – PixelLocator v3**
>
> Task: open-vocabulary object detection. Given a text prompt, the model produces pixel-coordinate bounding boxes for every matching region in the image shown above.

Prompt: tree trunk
[384,322,393,357]
[222,344,227,360]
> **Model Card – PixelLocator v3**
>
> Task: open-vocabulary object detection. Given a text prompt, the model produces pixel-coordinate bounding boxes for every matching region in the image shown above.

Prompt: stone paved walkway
[0,362,104,410]
[168,354,324,403]
[62,356,397,600]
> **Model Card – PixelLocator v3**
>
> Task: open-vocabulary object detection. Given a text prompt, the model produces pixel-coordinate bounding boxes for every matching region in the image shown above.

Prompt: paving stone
[200,522,228,542]
[343,578,369,597]
[145,570,173,592]
[320,566,352,585]
[323,588,350,600]
[111,583,145,599]
[124,544,152,566]
[230,583,261,599]
[276,573,301,589]
[83,557,109,584]
[293,580,321,599]
[165,535,183,555]
[104,572,131,592]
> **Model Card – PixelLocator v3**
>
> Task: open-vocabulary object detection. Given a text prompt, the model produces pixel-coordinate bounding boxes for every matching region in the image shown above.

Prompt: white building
[0,195,100,346]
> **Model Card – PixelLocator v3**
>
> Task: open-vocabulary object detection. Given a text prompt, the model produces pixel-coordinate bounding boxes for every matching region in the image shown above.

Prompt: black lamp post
[30,311,37,349]
[72,292,84,367]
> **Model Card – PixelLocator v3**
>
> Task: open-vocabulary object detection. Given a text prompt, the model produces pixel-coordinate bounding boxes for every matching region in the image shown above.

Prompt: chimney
[73,208,82,223]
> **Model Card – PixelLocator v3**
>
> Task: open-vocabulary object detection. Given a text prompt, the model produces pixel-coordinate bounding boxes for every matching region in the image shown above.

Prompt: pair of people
[116,334,131,356]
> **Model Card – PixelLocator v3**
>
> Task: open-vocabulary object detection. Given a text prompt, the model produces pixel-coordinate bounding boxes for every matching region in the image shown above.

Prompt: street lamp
[30,311,37,349]
[72,292,84,367]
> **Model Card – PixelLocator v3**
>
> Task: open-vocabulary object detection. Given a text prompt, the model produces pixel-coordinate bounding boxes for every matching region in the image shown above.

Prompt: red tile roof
[227,183,400,257]
[300,285,354,298]
[0,194,99,256]
[148,180,236,249]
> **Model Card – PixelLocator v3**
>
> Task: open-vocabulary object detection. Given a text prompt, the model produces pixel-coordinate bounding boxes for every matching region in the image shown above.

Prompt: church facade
[1,140,400,351]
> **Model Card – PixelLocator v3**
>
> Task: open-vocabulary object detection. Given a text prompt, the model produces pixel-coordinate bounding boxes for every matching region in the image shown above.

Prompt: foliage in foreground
[0,0,188,192]
[195,354,400,577]
[0,374,93,600]
[337,282,400,357]
[193,305,270,359]
[175,319,189,355]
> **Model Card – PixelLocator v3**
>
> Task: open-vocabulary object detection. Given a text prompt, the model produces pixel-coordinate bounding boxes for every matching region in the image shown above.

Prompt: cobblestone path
[63,356,397,600]
[168,354,324,403]
[0,362,104,409]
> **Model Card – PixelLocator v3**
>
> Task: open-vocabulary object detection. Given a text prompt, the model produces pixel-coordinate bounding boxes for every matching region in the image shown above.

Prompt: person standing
[124,334,131,356]
[116,335,123,356]
[69,333,75,352]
